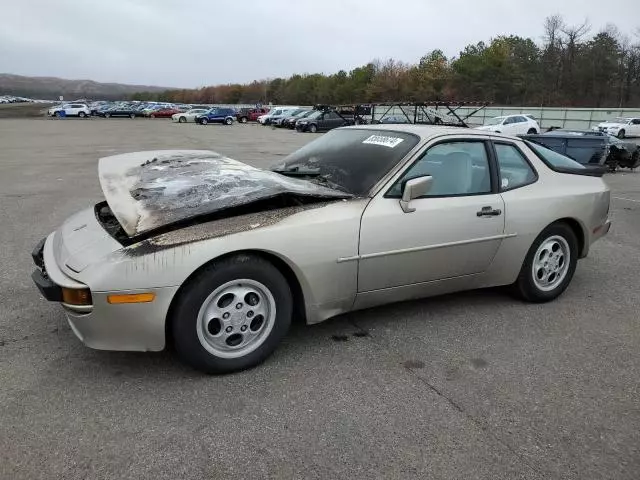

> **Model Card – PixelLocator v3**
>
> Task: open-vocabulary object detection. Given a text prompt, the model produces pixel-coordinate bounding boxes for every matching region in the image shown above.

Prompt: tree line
[132,16,640,108]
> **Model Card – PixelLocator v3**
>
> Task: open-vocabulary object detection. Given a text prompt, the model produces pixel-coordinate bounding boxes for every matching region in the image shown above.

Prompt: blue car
[195,108,236,125]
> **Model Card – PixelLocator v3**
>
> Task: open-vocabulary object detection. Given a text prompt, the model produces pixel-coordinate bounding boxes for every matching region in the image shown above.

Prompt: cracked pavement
[1,119,639,479]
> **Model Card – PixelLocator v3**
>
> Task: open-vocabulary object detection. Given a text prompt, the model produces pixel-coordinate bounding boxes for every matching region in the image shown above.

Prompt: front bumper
[31,235,177,352]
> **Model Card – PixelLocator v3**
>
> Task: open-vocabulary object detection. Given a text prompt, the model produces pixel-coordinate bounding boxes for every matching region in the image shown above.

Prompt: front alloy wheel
[172,255,292,373]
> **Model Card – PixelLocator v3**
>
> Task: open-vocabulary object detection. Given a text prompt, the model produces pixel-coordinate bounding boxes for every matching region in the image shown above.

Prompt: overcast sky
[1,0,639,88]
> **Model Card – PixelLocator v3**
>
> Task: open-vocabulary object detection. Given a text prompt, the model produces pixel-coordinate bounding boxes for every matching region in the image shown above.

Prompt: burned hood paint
[98,150,350,237]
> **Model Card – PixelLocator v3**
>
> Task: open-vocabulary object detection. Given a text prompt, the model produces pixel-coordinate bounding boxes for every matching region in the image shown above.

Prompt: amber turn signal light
[61,288,93,306]
[107,293,156,304]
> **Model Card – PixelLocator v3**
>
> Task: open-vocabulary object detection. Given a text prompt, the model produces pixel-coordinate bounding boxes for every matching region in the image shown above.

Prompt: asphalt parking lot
[1,118,639,479]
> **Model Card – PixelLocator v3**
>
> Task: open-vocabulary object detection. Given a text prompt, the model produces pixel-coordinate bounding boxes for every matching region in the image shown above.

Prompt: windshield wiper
[272,165,321,176]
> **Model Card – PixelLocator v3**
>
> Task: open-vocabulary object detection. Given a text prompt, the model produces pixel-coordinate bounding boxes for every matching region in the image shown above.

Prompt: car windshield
[306,111,323,120]
[525,141,586,169]
[272,128,420,195]
[486,117,504,126]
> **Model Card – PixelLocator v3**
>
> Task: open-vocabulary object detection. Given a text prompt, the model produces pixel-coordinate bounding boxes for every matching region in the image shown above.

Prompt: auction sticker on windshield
[362,135,404,148]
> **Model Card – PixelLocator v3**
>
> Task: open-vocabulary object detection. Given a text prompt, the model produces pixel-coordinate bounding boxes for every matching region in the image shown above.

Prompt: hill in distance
[0,73,174,100]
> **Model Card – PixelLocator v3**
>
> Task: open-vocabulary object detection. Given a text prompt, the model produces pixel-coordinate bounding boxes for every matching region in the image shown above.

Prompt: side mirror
[400,176,433,213]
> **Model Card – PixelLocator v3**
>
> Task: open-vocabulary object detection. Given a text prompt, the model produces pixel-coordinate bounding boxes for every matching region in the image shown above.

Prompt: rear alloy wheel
[200,118,208,125]
[129,113,135,119]
[618,129,626,139]
[104,113,110,118]
[239,117,248,123]
[78,111,86,118]
[309,124,318,133]
[224,117,233,125]
[512,223,578,302]
[172,255,292,374]
[54,111,60,117]
[179,116,187,123]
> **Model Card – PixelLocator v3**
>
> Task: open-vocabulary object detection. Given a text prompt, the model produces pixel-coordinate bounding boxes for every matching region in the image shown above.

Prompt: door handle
[477,206,502,217]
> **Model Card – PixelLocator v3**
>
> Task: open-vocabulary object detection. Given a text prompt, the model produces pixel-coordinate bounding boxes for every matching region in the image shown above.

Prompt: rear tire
[200,118,208,125]
[129,113,135,119]
[309,124,318,133]
[224,117,233,125]
[618,129,626,139]
[239,116,248,123]
[78,112,86,118]
[511,223,578,303]
[171,255,292,374]
[179,116,186,123]
[527,128,537,134]
[54,111,60,118]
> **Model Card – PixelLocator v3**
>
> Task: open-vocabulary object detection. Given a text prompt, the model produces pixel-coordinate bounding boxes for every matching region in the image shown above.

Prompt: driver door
[357,138,505,292]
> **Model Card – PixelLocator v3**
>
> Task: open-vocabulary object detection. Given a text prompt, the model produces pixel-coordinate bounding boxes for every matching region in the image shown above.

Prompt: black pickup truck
[522,130,640,171]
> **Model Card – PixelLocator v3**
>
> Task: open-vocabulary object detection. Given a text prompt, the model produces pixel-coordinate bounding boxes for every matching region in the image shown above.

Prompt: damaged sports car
[32,126,611,373]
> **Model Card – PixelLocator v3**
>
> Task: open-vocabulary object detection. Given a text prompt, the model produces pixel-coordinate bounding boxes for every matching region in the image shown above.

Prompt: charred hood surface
[98,150,351,237]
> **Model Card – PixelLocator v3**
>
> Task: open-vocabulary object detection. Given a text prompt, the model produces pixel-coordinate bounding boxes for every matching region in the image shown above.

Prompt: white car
[172,109,209,123]
[48,103,91,118]
[476,115,540,135]
[258,108,300,125]
[591,118,640,139]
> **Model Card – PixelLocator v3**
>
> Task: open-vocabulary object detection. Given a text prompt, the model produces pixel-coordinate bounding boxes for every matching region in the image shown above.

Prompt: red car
[236,108,269,123]
[148,108,181,118]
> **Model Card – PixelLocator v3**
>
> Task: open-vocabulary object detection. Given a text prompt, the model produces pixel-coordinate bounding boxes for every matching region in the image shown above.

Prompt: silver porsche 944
[32,125,611,373]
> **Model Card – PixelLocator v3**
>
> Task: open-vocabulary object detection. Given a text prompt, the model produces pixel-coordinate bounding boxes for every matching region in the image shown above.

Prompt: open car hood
[98,150,350,238]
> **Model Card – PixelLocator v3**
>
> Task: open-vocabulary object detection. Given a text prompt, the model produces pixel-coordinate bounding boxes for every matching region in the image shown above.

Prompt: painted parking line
[613,196,640,203]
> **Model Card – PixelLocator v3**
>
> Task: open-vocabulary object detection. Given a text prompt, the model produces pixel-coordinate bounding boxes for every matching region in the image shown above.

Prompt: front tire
[172,255,292,374]
[239,116,248,123]
[224,117,233,125]
[618,129,626,139]
[512,223,578,302]
[104,113,110,118]
[309,124,318,133]
[200,118,208,125]
[129,113,135,119]
[179,116,186,123]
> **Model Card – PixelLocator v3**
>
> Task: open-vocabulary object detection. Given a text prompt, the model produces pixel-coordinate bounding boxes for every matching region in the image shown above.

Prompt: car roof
[341,124,502,142]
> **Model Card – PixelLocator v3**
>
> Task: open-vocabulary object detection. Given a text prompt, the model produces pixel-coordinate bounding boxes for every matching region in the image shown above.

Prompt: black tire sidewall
[172,256,292,374]
[309,124,317,133]
[618,130,625,139]
[515,223,579,302]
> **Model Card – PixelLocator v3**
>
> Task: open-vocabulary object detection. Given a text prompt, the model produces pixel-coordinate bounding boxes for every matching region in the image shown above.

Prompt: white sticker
[362,135,404,148]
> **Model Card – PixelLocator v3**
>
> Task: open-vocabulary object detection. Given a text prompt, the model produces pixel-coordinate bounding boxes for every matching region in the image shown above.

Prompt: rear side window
[525,141,586,169]
[494,143,537,191]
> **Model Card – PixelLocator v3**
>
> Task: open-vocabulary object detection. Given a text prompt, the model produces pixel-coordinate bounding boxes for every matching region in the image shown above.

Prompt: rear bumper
[592,219,612,243]
[31,235,176,352]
